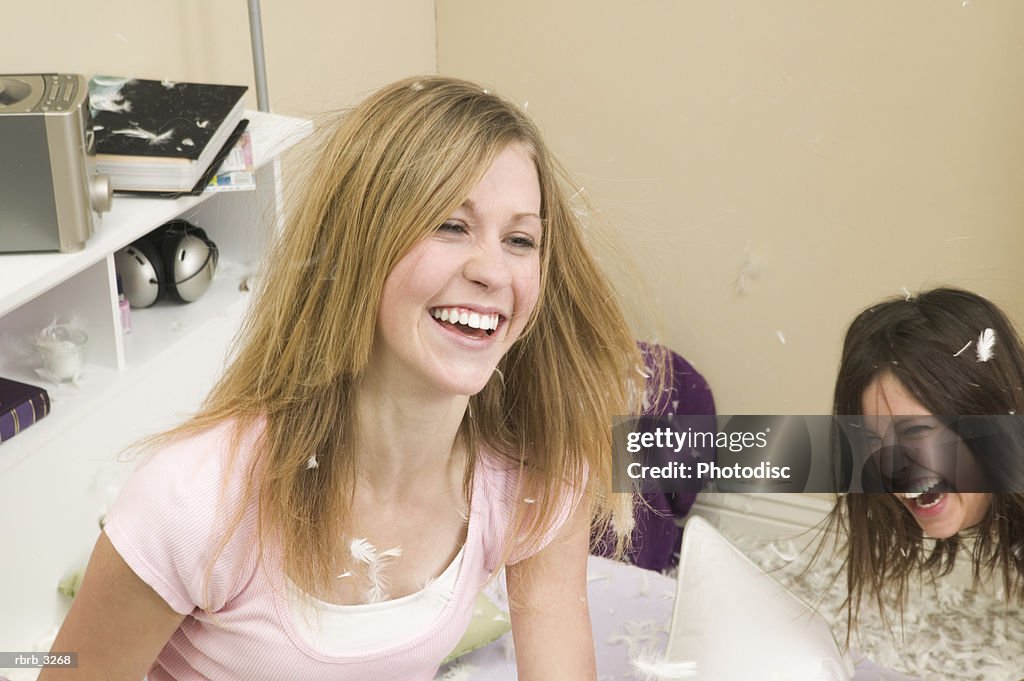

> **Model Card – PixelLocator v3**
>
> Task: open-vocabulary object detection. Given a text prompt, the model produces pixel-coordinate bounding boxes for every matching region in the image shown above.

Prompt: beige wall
[6,3,1023,414]
[437,0,1024,414]
[1,0,437,116]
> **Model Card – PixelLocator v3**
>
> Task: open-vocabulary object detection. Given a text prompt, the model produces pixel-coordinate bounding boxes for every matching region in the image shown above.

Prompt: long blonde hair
[149,76,642,599]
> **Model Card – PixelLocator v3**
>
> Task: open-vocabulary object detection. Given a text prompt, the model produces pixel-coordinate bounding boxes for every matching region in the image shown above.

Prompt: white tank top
[287,547,465,654]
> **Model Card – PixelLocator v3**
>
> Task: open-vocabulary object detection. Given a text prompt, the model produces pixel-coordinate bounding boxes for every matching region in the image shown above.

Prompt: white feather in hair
[953,340,973,357]
[976,328,996,362]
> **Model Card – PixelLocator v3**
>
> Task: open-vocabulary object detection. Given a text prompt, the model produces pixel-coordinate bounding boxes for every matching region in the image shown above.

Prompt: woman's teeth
[431,308,500,332]
[896,478,943,498]
[915,493,945,509]
[896,478,947,508]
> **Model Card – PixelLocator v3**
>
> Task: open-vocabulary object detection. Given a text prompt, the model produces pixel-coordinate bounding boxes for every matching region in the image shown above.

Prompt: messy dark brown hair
[827,287,1024,636]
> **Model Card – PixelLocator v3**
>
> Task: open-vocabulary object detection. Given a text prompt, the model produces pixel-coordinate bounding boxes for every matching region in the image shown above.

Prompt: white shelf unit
[0,111,311,656]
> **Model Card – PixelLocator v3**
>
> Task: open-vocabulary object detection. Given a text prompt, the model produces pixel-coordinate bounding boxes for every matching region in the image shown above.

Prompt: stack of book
[0,377,50,444]
[89,76,249,195]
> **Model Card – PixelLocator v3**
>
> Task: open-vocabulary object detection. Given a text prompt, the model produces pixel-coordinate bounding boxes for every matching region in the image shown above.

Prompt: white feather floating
[90,93,131,113]
[364,582,387,604]
[348,539,402,603]
[305,456,318,469]
[111,127,175,146]
[607,619,669,658]
[636,571,650,598]
[976,328,996,362]
[768,539,798,563]
[423,569,456,602]
[501,634,516,661]
[630,653,698,680]
[434,661,478,681]
[349,538,377,564]
[735,251,761,295]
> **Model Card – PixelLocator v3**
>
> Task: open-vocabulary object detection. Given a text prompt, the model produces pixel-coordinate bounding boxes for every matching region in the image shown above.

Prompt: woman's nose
[463,239,513,289]
[879,445,913,480]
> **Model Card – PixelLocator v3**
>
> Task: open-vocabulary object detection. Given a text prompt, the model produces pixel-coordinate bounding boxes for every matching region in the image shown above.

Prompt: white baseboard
[689,492,834,542]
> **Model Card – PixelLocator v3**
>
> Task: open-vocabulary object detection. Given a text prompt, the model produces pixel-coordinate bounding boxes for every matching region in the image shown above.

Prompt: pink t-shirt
[105,421,574,681]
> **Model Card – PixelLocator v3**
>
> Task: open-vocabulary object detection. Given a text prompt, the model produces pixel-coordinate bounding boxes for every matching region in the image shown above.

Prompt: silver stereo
[0,74,112,253]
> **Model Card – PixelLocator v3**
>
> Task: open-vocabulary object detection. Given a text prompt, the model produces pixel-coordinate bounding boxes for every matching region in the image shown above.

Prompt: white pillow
[666,516,854,680]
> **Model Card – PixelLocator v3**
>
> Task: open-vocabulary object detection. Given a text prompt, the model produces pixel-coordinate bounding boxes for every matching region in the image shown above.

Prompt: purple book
[0,376,50,444]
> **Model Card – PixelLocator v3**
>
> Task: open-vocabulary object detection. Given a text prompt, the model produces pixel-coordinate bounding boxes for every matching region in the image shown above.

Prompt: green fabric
[443,591,511,664]
[58,568,85,598]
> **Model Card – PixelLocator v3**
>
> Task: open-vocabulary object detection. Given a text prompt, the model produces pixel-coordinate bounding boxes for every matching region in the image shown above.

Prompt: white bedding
[733,531,1024,680]
[436,554,922,680]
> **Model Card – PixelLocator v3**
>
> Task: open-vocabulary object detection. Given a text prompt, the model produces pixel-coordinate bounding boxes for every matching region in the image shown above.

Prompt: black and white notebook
[89,76,249,193]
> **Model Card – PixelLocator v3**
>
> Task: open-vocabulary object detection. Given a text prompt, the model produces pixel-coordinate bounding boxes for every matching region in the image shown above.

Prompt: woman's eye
[899,425,931,439]
[506,234,538,250]
[437,221,467,234]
